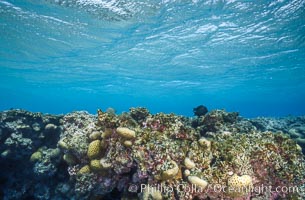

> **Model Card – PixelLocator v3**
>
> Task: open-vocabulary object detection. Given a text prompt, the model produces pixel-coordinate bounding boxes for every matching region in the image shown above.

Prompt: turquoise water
[0,0,305,117]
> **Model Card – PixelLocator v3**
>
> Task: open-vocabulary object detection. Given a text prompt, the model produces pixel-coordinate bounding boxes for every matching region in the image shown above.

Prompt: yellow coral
[90,159,103,171]
[57,140,69,149]
[161,161,179,180]
[184,169,191,177]
[89,131,101,140]
[188,176,208,190]
[78,165,90,174]
[227,174,253,197]
[30,151,42,162]
[123,140,133,147]
[198,137,211,151]
[116,127,136,139]
[296,144,302,152]
[87,140,101,159]
[184,157,195,169]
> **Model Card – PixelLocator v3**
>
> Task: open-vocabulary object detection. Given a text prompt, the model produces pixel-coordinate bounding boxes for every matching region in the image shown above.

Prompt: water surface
[1,0,305,117]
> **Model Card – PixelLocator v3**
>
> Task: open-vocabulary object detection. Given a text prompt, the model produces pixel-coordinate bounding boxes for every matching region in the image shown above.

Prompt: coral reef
[192,109,251,136]
[130,107,150,122]
[0,110,66,199]
[1,108,305,200]
[32,147,61,177]
[63,108,305,199]
[250,116,305,154]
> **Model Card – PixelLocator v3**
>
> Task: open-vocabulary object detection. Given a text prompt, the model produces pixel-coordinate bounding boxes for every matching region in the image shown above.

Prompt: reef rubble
[0,108,305,200]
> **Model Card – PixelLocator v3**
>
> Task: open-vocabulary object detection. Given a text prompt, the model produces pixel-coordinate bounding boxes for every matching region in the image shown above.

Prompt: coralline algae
[0,108,305,199]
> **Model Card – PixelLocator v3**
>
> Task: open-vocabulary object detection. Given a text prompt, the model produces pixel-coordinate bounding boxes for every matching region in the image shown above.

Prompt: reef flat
[0,108,305,200]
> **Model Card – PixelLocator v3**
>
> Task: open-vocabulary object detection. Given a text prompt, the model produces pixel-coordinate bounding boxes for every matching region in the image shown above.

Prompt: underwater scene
[1,0,305,199]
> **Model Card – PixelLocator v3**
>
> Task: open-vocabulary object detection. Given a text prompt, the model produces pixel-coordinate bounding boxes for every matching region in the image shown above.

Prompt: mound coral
[184,157,196,169]
[227,174,253,198]
[30,151,42,162]
[188,176,209,190]
[90,159,103,171]
[160,160,179,180]
[87,140,101,159]
[116,127,136,139]
[78,165,90,174]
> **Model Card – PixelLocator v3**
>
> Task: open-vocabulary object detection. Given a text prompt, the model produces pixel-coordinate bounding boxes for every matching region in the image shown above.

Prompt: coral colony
[0,107,305,199]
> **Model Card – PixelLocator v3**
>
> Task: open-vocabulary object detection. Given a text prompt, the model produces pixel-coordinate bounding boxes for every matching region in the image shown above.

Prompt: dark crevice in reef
[0,108,305,199]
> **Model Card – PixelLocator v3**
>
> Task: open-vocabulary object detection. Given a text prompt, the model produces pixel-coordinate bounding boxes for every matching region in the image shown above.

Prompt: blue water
[0,0,305,117]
